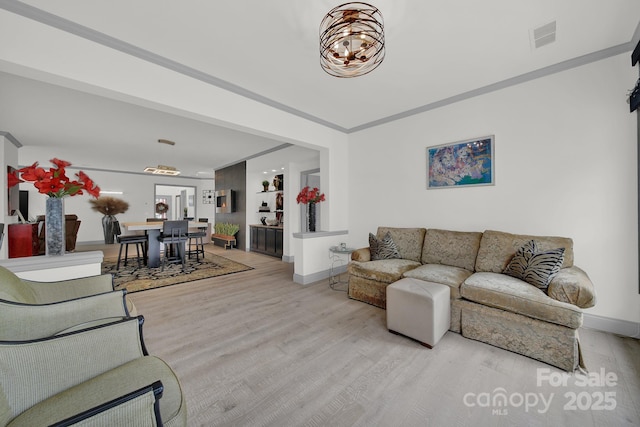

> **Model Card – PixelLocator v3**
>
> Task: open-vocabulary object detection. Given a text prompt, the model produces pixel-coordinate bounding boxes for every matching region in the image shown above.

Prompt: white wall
[1,136,19,259]
[19,167,213,243]
[348,53,639,324]
[246,150,321,259]
[0,9,350,235]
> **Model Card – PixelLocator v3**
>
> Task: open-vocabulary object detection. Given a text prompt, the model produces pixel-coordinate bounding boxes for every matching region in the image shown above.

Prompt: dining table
[121,221,210,268]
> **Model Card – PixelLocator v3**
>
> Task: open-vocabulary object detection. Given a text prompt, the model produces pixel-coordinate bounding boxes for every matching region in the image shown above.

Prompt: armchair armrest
[0,317,147,422]
[0,290,130,340]
[47,381,164,427]
[351,247,371,262]
[23,274,115,303]
[547,266,596,308]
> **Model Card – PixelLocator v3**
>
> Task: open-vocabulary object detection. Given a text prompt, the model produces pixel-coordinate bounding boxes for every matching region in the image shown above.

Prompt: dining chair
[115,220,148,270]
[158,220,188,271]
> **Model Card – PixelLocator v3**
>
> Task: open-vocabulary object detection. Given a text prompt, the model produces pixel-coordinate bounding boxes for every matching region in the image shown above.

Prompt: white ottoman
[386,278,450,348]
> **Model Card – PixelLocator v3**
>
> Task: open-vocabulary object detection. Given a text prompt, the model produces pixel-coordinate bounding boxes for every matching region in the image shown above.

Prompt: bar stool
[158,220,188,271]
[116,234,148,270]
[187,219,208,261]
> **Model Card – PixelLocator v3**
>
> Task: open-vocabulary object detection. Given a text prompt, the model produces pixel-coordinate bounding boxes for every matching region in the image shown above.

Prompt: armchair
[0,265,137,340]
[0,317,187,426]
[35,214,81,253]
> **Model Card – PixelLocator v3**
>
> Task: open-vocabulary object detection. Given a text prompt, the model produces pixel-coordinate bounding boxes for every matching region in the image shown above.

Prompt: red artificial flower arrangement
[8,158,100,198]
[296,186,325,204]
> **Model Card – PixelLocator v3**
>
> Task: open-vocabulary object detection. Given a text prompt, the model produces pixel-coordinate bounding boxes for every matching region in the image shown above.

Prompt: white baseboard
[294,265,347,285]
[282,254,294,263]
[583,313,640,339]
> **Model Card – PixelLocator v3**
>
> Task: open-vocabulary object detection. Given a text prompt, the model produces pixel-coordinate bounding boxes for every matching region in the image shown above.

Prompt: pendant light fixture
[319,2,385,78]
[144,139,181,176]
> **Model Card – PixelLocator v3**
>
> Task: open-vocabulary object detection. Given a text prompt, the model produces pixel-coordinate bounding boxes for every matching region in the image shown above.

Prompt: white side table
[329,245,355,290]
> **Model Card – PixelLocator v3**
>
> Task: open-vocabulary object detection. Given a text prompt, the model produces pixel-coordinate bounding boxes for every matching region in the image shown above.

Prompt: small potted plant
[262,180,270,192]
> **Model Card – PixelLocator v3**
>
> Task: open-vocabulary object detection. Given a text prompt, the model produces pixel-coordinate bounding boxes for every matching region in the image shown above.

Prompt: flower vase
[45,198,65,256]
[308,202,316,232]
[102,215,118,244]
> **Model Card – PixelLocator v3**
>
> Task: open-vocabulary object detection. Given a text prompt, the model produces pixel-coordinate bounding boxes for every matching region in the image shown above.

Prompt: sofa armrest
[351,247,371,262]
[547,266,596,309]
[0,291,130,340]
[23,274,115,303]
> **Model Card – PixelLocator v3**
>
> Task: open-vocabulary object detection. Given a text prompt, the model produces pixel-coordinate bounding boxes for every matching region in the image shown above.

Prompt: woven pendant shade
[319,2,385,78]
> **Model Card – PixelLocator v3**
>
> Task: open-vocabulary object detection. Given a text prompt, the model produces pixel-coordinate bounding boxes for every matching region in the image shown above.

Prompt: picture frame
[426,135,494,189]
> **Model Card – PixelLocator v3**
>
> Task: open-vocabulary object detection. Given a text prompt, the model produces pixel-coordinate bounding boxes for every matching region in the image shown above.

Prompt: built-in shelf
[256,189,283,225]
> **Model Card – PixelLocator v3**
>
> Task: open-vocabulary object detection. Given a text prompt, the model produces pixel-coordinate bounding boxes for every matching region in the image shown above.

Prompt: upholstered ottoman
[386,278,450,348]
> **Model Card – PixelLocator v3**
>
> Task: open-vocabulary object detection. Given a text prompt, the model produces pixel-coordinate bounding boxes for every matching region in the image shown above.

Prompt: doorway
[154,185,196,220]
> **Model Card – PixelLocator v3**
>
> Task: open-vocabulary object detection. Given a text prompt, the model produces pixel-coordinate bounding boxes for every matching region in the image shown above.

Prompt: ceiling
[1,0,639,177]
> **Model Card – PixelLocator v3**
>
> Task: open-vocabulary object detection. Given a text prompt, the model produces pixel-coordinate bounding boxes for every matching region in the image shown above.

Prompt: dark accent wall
[215,162,247,250]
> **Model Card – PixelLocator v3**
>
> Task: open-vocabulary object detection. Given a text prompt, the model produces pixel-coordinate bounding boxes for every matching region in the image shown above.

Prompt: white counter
[0,251,104,281]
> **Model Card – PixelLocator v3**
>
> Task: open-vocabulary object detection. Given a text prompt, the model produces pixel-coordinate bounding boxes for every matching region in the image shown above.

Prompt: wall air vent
[530,21,556,49]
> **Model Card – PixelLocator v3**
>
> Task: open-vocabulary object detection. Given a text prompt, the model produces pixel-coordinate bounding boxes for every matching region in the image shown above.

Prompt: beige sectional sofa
[347,227,596,371]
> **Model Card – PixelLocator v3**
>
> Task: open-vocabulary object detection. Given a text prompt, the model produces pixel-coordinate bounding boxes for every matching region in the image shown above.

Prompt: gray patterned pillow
[504,240,565,290]
[369,232,401,260]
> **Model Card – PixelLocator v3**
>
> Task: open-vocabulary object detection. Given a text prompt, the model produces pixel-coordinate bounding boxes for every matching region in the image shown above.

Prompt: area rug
[102,253,253,293]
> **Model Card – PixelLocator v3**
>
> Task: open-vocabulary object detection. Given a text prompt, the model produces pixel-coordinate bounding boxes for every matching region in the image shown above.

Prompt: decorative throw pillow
[504,240,565,290]
[369,232,401,260]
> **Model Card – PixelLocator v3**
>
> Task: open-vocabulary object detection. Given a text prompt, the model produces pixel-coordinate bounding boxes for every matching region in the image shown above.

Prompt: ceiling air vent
[530,21,556,49]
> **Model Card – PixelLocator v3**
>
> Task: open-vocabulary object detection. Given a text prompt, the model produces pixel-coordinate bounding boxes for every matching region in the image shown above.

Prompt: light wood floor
[81,243,640,426]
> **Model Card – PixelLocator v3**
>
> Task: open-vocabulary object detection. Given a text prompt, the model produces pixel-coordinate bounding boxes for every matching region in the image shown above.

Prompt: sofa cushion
[421,229,482,271]
[461,272,582,329]
[475,230,574,273]
[377,227,426,262]
[348,259,421,284]
[0,266,37,304]
[402,264,472,299]
[369,232,401,260]
[503,240,565,290]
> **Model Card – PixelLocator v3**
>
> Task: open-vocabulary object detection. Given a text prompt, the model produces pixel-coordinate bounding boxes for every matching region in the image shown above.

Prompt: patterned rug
[102,252,253,293]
